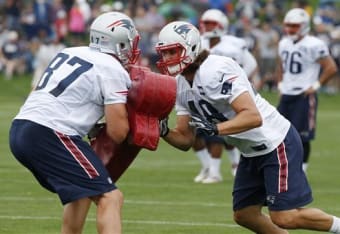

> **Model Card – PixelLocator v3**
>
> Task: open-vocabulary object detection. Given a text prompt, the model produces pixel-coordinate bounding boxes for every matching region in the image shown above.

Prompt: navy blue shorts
[277,93,317,142]
[9,119,117,205]
[233,126,313,211]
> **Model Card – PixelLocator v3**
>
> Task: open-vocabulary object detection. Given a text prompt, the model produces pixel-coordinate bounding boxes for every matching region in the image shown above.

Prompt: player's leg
[234,205,288,234]
[192,134,210,182]
[225,144,240,176]
[62,198,92,234]
[92,189,124,234]
[302,141,311,172]
[269,208,340,232]
[9,120,121,233]
[285,93,317,172]
[266,125,340,232]
[202,141,223,184]
[232,155,287,233]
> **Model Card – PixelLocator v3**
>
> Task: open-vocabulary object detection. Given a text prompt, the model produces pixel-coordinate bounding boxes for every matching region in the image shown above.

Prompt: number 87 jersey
[15,47,132,137]
[278,35,330,95]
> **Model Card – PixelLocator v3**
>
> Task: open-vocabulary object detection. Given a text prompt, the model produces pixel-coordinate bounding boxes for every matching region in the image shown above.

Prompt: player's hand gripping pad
[91,65,176,182]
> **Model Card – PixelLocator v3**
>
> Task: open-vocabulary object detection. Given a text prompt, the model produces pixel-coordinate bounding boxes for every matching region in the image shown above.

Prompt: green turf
[0,75,339,234]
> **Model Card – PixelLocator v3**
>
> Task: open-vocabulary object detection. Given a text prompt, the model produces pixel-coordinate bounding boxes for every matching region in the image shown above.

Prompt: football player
[277,8,338,172]
[191,9,258,183]
[9,12,140,234]
[156,20,340,234]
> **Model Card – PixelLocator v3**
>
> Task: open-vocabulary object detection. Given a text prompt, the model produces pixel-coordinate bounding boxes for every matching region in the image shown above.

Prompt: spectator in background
[33,0,53,39]
[76,0,91,26]
[0,31,25,80]
[31,36,65,89]
[20,3,36,40]
[133,5,151,64]
[234,0,261,21]
[4,0,21,30]
[68,1,86,45]
[329,28,340,93]
[253,19,279,91]
[144,4,165,68]
[52,0,68,42]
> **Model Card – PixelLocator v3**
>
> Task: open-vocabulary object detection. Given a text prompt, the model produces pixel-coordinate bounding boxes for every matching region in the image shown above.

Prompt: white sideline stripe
[0,197,231,208]
[0,215,239,228]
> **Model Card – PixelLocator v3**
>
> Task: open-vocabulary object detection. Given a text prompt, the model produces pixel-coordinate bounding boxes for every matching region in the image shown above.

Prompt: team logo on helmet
[173,24,193,40]
[107,19,134,32]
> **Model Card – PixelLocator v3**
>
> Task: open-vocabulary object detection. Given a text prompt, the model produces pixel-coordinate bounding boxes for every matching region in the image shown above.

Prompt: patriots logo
[319,50,326,56]
[107,19,134,32]
[173,24,192,40]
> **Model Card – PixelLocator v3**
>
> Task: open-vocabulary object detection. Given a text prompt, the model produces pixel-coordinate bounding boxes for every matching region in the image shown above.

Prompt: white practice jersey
[15,46,131,137]
[176,55,290,157]
[278,35,330,95]
[201,35,257,77]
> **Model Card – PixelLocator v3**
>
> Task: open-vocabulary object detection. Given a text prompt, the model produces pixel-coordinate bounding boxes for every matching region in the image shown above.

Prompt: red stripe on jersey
[56,132,99,179]
[277,142,288,193]
[227,76,238,82]
[308,94,316,130]
[116,90,128,95]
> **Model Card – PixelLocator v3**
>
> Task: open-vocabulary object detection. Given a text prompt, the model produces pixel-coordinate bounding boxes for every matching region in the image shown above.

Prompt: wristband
[312,81,321,91]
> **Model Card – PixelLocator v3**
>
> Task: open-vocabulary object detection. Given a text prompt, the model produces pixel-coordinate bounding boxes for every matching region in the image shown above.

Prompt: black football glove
[189,115,218,136]
[88,123,106,140]
[159,117,169,137]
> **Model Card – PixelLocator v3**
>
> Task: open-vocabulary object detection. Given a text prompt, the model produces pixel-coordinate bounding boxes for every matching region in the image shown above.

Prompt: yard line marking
[0,196,231,207]
[0,215,240,228]
[125,199,231,207]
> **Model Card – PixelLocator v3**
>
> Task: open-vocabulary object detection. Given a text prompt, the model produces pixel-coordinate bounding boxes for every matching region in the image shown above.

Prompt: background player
[156,20,340,234]
[277,8,338,172]
[9,11,140,234]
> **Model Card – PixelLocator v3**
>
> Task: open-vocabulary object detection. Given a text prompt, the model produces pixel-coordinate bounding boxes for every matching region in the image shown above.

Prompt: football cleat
[201,174,223,184]
[194,168,209,183]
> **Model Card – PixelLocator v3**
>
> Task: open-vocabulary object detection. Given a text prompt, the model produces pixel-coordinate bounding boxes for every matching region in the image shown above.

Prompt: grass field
[0,75,340,234]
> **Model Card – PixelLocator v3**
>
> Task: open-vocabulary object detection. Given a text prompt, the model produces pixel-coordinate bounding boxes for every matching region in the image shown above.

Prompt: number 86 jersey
[278,35,330,95]
[15,47,131,137]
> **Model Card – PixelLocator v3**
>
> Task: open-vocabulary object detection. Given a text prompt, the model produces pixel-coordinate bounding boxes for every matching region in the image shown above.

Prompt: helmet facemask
[155,43,191,76]
[115,34,141,65]
[156,21,201,76]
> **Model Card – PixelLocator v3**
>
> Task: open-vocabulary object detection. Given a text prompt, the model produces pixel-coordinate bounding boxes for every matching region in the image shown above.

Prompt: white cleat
[201,174,222,184]
[194,168,209,183]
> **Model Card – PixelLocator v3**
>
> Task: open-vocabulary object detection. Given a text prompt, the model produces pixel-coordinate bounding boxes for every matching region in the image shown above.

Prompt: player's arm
[318,56,338,86]
[217,91,262,135]
[104,103,129,144]
[161,114,195,151]
[304,55,338,95]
